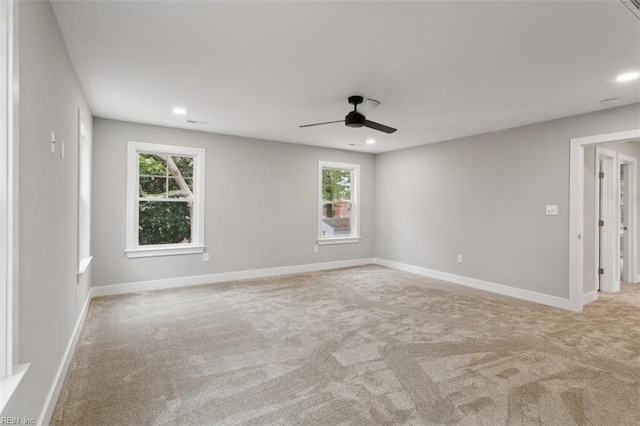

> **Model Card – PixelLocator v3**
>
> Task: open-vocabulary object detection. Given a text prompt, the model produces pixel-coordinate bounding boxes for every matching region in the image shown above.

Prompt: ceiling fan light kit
[300,95,397,134]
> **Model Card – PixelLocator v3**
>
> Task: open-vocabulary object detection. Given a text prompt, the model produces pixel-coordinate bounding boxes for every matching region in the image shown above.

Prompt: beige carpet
[52,265,640,425]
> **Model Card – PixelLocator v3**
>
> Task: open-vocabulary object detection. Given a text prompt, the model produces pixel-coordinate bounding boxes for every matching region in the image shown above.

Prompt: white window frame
[317,161,361,245]
[1,0,29,414]
[125,141,206,258]
[0,0,11,384]
[77,115,92,274]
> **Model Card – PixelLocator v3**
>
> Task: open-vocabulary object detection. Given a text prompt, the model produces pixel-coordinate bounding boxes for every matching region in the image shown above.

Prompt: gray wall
[375,104,640,299]
[4,1,93,420]
[91,118,375,287]
[583,141,640,294]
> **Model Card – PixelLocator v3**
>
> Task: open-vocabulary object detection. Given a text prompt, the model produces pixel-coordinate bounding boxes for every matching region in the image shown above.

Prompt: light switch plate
[546,205,559,216]
[50,131,56,153]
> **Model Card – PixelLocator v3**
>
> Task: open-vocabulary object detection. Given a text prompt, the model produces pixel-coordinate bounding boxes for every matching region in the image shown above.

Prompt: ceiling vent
[621,0,640,20]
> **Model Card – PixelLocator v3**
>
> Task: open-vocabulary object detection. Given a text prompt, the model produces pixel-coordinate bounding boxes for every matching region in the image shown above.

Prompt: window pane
[172,156,194,177]
[139,177,167,198]
[321,202,351,237]
[168,177,193,198]
[138,201,192,245]
[322,185,351,202]
[322,170,351,203]
[139,153,167,176]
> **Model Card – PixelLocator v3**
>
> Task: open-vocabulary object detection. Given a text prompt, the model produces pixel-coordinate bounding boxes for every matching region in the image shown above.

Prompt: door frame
[594,147,618,293]
[570,129,640,311]
[618,153,638,284]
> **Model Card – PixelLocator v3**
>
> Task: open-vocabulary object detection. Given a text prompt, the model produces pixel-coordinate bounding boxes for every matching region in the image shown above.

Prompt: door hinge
[598,220,604,227]
[599,172,605,179]
[598,268,604,275]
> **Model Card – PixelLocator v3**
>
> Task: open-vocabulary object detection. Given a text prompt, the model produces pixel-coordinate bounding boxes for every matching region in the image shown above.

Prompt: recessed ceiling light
[172,107,187,115]
[366,139,376,145]
[616,72,640,82]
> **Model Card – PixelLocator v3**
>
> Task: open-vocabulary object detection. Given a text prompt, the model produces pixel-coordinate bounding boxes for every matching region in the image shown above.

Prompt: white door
[595,148,618,293]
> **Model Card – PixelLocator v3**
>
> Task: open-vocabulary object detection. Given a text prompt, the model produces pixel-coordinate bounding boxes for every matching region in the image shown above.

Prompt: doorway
[569,130,640,312]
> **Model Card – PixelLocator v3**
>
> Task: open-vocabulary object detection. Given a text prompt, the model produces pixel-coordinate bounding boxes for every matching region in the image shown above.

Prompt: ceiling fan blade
[358,98,381,117]
[364,120,397,134]
[299,120,343,128]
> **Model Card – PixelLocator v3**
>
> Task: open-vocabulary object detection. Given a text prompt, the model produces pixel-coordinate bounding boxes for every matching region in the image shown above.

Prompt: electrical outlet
[203,252,209,262]
[50,131,56,153]
[313,245,319,253]
[546,205,559,216]
[457,255,463,264]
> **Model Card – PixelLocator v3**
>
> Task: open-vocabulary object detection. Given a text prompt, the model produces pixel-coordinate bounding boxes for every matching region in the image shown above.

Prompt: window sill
[0,364,30,415]
[78,256,93,276]
[125,245,205,259]
[317,237,361,246]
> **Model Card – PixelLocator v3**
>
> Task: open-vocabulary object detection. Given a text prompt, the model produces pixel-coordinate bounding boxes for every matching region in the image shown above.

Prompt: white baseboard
[373,258,573,311]
[38,292,92,426]
[583,290,598,305]
[91,258,376,298]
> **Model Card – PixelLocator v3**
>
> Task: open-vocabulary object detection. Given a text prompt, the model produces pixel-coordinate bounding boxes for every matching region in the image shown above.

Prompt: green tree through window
[322,169,351,218]
[138,153,194,245]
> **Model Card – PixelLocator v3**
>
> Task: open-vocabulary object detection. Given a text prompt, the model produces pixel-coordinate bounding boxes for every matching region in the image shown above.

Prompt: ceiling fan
[300,96,397,134]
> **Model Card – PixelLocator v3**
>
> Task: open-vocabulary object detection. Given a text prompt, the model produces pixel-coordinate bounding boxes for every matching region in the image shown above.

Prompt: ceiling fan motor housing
[345,111,366,128]
[348,95,364,106]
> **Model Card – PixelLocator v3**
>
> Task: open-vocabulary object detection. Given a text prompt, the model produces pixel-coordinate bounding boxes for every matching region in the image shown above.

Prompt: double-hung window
[77,118,92,274]
[318,161,360,245]
[126,142,205,258]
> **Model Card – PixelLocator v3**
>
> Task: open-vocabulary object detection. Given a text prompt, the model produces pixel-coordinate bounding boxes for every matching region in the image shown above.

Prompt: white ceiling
[52,1,640,153]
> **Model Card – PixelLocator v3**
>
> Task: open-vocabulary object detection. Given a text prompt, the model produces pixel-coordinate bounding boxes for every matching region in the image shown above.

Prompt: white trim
[317,237,361,245]
[374,258,573,310]
[569,136,585,311]
[618,153,637,284]
[37,293,92,426]
[77,256,93,276]
[569,129,640,313]
[571,130,640,146]
[125,245,205,259]
[91,258,376,297]
[77,114,91,276]
[126,141,206,257]
[318,160,360,242]
[0,363,29,415]
[0,0,14,382]
[583,291,598,305]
